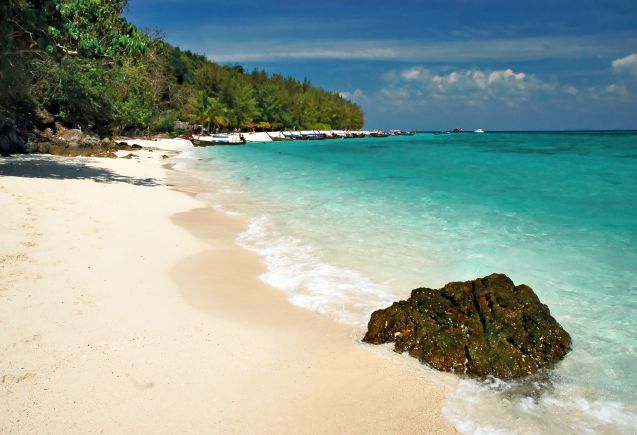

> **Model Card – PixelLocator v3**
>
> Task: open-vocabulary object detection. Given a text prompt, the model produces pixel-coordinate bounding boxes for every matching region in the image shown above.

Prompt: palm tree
[207,97,229,133]
[190,90,229,133]
[190,90,210,132]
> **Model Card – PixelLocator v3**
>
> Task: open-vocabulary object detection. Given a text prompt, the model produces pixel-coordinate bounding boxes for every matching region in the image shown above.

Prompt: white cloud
[401,67,424,81]
[374,66,580,111]
[487,69,526,85]
[562,85,579,95]
[200,34,637,63]
[604,83,628,96]
[339,88,367,102]
[390,66,555,96]
[611,53,637,75]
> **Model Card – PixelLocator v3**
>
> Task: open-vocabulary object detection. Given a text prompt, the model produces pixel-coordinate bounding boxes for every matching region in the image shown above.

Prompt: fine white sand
[113,137,194,152]
[0,146,458,434]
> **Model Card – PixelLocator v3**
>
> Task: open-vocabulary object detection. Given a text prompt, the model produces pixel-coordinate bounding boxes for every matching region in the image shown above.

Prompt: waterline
[176,132,637,433]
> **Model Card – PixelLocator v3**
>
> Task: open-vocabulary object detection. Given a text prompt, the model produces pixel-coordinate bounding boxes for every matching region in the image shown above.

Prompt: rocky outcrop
[0,118,151,158]
[116,142,143,151]
[363,274,571,379]
[56,127,85,146]
[0,118,26,156]
[22,129,142,158]
[41,124,111,153]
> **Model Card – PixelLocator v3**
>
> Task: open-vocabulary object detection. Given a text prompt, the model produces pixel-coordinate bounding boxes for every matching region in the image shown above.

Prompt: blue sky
[125,0,637,130]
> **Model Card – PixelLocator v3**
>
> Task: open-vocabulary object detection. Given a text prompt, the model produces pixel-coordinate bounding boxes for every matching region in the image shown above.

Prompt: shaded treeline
[0,0,364,136]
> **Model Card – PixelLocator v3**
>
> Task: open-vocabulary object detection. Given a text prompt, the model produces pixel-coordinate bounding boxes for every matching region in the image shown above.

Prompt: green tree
[31,56,110,130]
[108,61,157,134]
[219,77,259,129]
[48,0,150,59]
[1,0,61,118]
[1,0,365,137]
[1,0,152,126]
[188,91,228,132]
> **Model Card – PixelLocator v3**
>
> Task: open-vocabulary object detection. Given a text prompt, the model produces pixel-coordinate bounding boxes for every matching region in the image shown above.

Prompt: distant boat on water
[389,130,416,136]
[433,128,466,135]
[370,130,390,137]
[474,128,485,133]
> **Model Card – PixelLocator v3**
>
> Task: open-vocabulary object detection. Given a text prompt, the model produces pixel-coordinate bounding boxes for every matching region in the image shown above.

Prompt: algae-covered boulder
[363,273,571,379]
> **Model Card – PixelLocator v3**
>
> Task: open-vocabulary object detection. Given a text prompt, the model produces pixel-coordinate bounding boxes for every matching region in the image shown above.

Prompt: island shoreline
[0,144,458,433]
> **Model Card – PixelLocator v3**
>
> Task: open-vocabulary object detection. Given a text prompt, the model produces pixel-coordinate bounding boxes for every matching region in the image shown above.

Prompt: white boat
[474,129,485,133]
[193,134,244,144]
[241,132,273,142]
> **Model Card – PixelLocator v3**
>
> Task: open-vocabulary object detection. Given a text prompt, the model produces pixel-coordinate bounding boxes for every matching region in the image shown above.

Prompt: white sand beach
[0,142,457,434]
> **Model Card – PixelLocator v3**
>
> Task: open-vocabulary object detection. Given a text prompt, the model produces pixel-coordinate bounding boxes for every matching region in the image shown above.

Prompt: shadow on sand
[0,155,159,187]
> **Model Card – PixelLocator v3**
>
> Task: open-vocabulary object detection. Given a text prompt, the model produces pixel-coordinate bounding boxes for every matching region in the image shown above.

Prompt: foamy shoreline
[0,139,457,433]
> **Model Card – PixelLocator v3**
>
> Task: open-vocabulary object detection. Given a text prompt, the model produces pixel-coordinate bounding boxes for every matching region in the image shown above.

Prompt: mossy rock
[363,274,571,379]
[116,142,143,151]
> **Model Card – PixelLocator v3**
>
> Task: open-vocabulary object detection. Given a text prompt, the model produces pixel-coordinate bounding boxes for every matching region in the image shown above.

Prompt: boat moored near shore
[189,129,414,145]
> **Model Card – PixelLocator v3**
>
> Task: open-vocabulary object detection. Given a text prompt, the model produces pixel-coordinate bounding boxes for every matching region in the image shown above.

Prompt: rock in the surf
[362,273,571,379]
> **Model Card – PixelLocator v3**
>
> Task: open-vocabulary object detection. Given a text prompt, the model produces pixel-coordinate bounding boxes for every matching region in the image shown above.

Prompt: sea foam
[188,133,637,434]
[443,377,637,434]
[237,215,396,325]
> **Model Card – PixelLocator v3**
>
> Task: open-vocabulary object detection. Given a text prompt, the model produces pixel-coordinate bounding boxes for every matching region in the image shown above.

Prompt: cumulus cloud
[339,88,367,103]
[400,67,544,91]
[611,53,637,75]
[401,67,423,81]
[380,66,562,109]
[604,83,628,96]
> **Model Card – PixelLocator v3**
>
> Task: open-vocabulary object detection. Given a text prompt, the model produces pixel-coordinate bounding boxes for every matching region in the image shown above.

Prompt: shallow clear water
[181,132,637,433]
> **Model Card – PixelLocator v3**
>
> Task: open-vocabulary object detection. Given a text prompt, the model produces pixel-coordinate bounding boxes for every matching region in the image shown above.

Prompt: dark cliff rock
[363,273,571,379]
[0,118,150,158]
[0,118,25,156]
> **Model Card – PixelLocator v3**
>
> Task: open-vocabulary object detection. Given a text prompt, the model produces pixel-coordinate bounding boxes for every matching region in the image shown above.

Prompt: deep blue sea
[179,132,637,433]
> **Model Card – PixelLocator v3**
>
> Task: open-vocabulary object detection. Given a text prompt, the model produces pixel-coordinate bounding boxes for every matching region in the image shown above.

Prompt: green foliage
[307,122,333,131]
[219,78,259,128]
[170,128,185,138]
[1,0,57,117]
[188,91,228,132]
[108,61,157,133]
[150,109,180,133]
[51,0,149,58]
[0,0,364,132]
[31,57,110,129]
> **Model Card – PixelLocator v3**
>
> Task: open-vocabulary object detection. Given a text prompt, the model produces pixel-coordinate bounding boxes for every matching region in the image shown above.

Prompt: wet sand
[0,145,457,434]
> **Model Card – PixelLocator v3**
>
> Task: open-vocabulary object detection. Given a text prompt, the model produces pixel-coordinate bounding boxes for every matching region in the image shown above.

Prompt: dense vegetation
[0,0,364,136]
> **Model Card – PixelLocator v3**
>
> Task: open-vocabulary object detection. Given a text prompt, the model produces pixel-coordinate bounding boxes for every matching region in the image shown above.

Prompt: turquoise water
[182,132,637,433]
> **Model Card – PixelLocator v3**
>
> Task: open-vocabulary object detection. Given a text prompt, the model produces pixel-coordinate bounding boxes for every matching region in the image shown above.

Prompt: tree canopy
[1,0,364,134]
